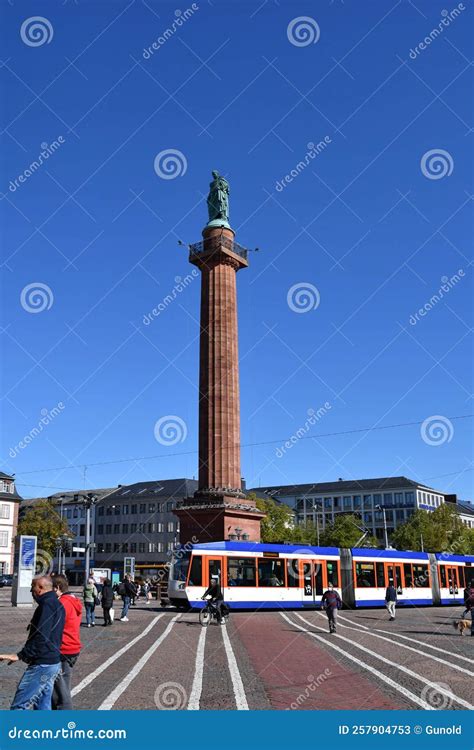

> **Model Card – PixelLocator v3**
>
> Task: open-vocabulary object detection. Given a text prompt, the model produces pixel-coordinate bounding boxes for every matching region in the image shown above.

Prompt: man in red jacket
[51,574,82,709]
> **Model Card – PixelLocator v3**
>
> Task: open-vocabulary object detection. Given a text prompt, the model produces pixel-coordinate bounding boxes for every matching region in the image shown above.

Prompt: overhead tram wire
[12,414,473,477]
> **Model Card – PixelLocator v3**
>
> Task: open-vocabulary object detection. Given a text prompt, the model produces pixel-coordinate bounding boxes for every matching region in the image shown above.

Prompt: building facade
[0,472,21,575]
[251,476,467,544]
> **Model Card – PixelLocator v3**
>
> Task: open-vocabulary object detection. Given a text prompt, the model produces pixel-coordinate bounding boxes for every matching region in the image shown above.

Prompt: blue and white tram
[169,541,341,610]
[435,552,474,605]
[344,548,433,608]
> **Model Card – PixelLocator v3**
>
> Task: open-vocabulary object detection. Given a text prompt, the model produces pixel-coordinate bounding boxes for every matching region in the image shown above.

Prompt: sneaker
[91,623,95,627]
[87,624,91,628]
[120,617,129,622]
[220,621,226,626]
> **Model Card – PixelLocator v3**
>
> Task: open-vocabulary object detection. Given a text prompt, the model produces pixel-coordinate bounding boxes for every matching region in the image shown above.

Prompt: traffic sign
[73,546,86,553]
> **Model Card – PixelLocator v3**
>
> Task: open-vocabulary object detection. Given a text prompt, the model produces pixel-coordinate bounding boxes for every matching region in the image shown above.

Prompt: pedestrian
[119,575,136,622]
[51,574,82,710]
[321,582,342,634]
[385,579,398,621]
[462,580,473,618]
[101,578,114,626]
[142,579,151,604]
[83,576,98,627]
[0,576,65,710]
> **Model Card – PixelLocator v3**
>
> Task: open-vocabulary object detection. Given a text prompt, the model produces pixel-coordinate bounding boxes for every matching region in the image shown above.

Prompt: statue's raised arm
[207,170,230,228]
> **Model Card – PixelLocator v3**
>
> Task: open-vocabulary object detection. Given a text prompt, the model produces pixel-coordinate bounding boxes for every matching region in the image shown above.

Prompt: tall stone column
[175,172,264,544]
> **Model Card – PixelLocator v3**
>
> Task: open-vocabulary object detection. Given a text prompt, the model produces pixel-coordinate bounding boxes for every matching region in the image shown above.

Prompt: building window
[396,510,405,522]
[148,542,155,553]
[148,523,155,533]
[324,497,332,509]
[363,495,372,509]
[353,495,361,510]
[364,512,372,523]
[140,504,146,513]
[123,505,129,515]
[405,491,415,504]
[98,525,104,535]
[343,496,352,510]
[167,521,174,533]
[166,502,173,512]
[80,524,85,536]
[383,493,393,505]
[114,506,120,515]
[157,542,164,553]
[105,524,112,534]
[130,543,137,553]
[385,510,393,522]
[157,523,164,533]
[131,504,137,514]
[138,543,145,553]
[121,524,128,534]
[114,524,120,534]
[0,504,10,519]
[130,523,137,533]
[167,542,174,552]
[105,543,111,553]
[113,543,119,552]
[0,531,8,547]
[97,543,104,553]
[394,492,403,503]
[122,543,129,553]
[149,504,156,513]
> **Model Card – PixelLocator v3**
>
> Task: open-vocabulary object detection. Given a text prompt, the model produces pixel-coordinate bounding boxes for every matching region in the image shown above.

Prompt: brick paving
[0,589,471,711]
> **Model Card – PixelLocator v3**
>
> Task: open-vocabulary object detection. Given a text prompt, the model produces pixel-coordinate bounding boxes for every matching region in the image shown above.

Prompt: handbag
[109,607,115,622]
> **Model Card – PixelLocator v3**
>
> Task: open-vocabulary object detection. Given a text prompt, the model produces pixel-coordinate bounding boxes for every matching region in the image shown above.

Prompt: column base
[175,494,265,545]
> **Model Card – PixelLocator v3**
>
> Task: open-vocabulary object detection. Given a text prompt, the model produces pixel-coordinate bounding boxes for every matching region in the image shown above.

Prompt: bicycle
[199,599,230,627]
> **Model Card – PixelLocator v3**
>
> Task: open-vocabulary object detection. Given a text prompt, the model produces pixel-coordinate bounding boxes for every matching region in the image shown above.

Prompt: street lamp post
[376,504,388,549]
[80,493,98,580]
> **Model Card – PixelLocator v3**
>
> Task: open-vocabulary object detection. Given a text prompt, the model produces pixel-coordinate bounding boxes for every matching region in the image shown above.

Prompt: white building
[0,472,21,575]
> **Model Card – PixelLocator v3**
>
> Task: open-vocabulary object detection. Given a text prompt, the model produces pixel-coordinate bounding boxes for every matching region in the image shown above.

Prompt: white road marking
[72,614,164,696]
[187,626,207,710]
[221,624,249,710]
[337,613,473,665]
[98,614,181,710]
[325,613,473,674]
[280,613,433,710]
[295,613,474,710]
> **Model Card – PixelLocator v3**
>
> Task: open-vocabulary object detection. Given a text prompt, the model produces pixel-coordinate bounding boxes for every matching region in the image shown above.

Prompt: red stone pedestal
[175,495,265,545]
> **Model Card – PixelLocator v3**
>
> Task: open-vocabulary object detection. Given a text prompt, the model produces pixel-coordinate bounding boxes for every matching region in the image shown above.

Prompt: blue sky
[1,0,472,500]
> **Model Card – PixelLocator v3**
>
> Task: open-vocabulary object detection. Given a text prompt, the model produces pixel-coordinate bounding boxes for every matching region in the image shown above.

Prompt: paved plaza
[0,590,471,711]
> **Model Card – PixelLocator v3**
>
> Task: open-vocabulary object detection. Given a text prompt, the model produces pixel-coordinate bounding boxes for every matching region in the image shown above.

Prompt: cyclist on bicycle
[201,577,225,624]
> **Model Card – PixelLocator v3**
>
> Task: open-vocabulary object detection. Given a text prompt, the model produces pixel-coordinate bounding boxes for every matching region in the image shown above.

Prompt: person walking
[51,574,82,710]
[321,582,342,634]
[119,575,136,622]
[0,576,65,710]
[101,578,114,626]
[83,576,98,628]
[385,579,398,621]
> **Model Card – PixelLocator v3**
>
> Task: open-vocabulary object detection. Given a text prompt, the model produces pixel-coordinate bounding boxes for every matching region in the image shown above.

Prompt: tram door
[388,564,404,595]
[302,560,324,605]
[447,566,459,596]
[206,557,222,587]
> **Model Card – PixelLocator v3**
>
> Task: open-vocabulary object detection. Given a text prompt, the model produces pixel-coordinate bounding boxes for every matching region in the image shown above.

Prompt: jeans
[52,655,78,710]
[326,607,337,632]
[386,601,396,618]
[85,602,95,625]
[11,663,61,710]
[121,596,130,618]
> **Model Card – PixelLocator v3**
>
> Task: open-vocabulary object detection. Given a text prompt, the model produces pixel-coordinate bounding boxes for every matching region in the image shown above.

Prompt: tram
[168,541,473,610]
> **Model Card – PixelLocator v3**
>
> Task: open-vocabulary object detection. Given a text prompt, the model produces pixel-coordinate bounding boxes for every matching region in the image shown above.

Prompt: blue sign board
[20,537,36,568]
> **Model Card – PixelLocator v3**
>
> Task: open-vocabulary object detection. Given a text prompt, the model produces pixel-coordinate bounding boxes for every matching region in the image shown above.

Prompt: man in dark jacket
[0,576,65,710]
[101,578,114,626]
[385,580,398,621]
[51,574,82,710]
[321,582,342,633]
[201,578,224,624]
[119,575,136,622]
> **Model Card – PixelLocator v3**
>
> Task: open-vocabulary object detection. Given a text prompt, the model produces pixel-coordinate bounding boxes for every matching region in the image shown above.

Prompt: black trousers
[52,655,78,710]
[103,606,112,625]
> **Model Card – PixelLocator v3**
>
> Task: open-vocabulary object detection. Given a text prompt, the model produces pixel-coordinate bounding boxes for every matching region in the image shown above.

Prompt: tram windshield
[170,551,191,582]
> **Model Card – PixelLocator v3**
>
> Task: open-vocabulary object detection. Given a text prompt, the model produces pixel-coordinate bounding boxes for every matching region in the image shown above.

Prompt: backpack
[117,583,126,596]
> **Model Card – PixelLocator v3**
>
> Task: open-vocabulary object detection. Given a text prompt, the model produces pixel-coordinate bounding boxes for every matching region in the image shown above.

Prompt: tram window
[172,552,191,582]
[376,562,385,588]
[413,564,428,587]
[439,566,447,588]
[227,557,256,586]
[286,559,300,587]
[404,563,413,587]
[326,561,339,587]
[257,560,285,587]
[458,567,465,588]
[355,562,375,587]
[187,556,202,586]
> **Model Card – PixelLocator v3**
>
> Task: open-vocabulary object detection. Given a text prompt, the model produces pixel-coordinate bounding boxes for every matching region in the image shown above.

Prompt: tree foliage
[17,499,71,558]
[319,513,378,549]
[391,503,474,554]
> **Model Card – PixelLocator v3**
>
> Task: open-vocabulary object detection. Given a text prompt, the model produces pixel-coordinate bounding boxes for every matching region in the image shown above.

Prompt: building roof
[20,487,115,509]
[250,476,440,496]
[0,472,23,502]
[0,471,14,480]
[456,501,474,517]
[102,478,198,503]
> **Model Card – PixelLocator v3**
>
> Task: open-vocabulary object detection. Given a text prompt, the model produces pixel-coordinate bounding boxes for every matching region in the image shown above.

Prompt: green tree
[17,499,71,559]
[319,514,378,549]
[392,504,474,554]
[254,495,296,543]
